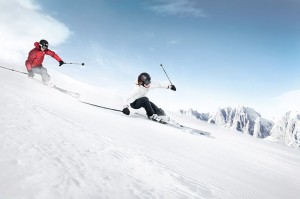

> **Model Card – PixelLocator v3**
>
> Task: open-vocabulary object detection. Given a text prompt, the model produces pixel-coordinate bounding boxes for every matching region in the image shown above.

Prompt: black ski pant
[130,97,161,117]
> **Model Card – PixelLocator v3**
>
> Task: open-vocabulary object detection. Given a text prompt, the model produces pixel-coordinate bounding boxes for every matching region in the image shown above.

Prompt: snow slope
[1,68,300,199]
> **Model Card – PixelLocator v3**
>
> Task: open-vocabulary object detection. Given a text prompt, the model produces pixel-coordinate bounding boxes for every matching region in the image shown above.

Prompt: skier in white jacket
[122,72,176,122]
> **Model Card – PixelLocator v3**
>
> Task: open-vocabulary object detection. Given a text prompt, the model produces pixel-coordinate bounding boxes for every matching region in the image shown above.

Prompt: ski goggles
[140,75,151,85]
[143,79,151,85]
[40,44,48,50]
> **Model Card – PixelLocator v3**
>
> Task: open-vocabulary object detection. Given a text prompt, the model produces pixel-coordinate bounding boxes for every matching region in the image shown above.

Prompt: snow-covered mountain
[270,111,300,147]
[180,106,300,147]
[253,117,274,138]
[182,106,273,138]
[179,108,210,121]
[209,106,271,137]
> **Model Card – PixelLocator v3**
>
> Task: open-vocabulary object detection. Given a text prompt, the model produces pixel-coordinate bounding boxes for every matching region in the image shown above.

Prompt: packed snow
[0,67,300,199]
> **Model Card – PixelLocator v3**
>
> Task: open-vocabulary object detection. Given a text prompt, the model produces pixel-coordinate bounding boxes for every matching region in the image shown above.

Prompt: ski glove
[59,61,65,66]
[27,70,34,78]
[169,85,176,91]
[122,107,130,115]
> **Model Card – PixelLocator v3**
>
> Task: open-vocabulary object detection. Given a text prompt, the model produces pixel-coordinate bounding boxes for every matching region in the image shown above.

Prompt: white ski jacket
[123,81,170,108]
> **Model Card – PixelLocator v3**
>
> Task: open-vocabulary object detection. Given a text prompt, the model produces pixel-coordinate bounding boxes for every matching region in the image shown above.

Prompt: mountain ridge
[180,106,299,147]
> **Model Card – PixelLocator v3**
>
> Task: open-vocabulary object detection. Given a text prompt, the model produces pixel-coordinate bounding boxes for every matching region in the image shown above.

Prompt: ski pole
[64,62,85,66]
[80,101,122,112]
[0,65,28,75]
[160,64,173,85]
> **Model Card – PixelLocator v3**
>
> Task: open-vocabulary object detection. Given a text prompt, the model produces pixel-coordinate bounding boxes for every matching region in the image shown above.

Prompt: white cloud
[0,0,71,66]
[168,39,181,45]
[147,0,206,18]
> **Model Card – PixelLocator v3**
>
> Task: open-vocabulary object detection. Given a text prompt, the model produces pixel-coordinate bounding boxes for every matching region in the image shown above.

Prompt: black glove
[169,85,176,91]
[27,70,34,78]
[59,61,65,66]
[122,107,130,115]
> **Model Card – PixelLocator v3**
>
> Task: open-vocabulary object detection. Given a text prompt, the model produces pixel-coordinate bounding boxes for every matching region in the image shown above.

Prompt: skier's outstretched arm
[150,81,176,91]
[45,50,65,66]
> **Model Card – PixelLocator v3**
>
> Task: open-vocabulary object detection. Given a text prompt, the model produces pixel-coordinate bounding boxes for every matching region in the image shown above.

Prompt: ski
[29,77,80,98]
[53,85,80,98]
[165,120,211,136]
[134,113,211,137]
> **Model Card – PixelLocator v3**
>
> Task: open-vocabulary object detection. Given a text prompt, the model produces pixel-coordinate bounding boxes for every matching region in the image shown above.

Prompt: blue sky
[0,0,299,118]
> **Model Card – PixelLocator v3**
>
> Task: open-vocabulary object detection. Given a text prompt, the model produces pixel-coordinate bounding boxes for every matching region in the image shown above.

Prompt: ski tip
[70,93,80,98]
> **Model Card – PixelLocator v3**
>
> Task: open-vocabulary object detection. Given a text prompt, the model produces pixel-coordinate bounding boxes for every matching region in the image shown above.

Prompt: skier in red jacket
[25,39,65,86]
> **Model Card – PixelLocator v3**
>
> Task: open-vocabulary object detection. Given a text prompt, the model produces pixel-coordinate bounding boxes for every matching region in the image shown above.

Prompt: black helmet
[138,72,151,85]
[39,39,48,49]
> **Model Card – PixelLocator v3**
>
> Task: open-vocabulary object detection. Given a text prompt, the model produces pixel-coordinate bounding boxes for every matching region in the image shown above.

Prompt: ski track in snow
[0,86,212,199]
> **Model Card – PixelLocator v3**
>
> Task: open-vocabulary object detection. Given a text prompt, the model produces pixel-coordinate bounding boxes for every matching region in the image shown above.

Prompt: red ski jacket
[25,42,62,71]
